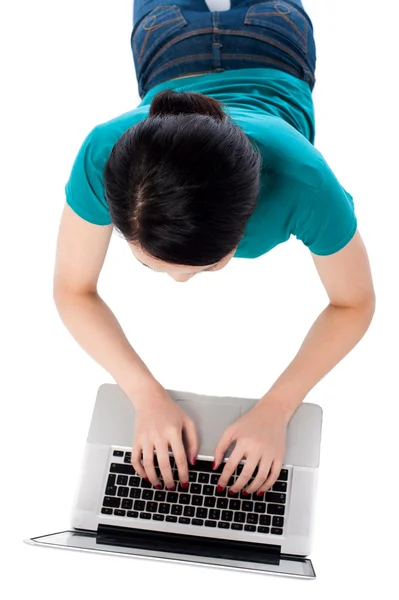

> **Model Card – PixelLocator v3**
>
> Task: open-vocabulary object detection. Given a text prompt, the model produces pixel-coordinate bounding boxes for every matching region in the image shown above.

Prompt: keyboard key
[258,526,270,533]
[146,502,158,513]
[231,523,243,531]
[113,450,123,457]
[105,486,117,496]
[124,455,132,464]
[205,520,217,528]
[218,522,230,529]
[267,504,285,515]
[165,515,178,523]
[260,515,271,526]
[154,491,166,502]
[171,504,183,515]
[110,463,134,475]
[188,472,197,482]
[192,459,222,473]
[204,497,216,507]
[117,475,128,486]
[246,513,259,525]
[278,469,288,481]
[179,494,191,505]
[114,509,126,517]
[215,487,227,497]
[229,499,241,510]
[192,518,204,526]
[216,498,228,509]
[191,484,202,494]
[127,511,139,518]
[272,516,284,528]
[129,488,141,499]
[179,517,190,525]
[203,485,215,496]
[271,527,283,535]
[107,474,116,487]
[209,509,220,520]
[196,507,208,519]
[221,510,233,522]
[101,508,112,515]
[117,487,129,498]
[129,476,140,487]
[141,479,152,489]
[133,500,145,511]
[103,496,120,508]
[167,492,178,503]
[142,490,154,500]
[183,506,195,517]
[159,503,170,514]
[254,502,266,513]
[140,513,151,519]
[234,512,246,523]
[198,473,209,484]
[121,499,133,510]
[266,492,286,504]
[272,481,287,492]
[153,514,164,521]
[210,475,219,485]
[178,483,189,493]
[244,525,256,532]
[242,501,254,512]
[192,495,203,506]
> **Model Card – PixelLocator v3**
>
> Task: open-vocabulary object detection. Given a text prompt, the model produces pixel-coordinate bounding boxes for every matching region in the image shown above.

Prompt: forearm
[260,301,375,420]
[54,290,160,404]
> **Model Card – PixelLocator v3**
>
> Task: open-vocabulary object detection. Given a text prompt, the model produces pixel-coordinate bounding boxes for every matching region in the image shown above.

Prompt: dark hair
[104,89,262,266]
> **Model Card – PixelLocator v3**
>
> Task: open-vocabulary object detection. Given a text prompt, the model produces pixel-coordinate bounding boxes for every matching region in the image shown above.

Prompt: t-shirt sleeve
[65,129,112,226]
[292,160,358,255]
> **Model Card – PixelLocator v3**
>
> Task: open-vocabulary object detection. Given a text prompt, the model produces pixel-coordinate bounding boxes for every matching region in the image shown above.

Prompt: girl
[54,1,375,496]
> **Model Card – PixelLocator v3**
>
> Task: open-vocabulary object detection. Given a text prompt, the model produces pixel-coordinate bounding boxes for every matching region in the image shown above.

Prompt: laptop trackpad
[176,400,241,457]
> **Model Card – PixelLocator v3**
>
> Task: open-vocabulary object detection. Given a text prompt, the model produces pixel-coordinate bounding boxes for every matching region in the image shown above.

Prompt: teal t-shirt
[65,68,357,257]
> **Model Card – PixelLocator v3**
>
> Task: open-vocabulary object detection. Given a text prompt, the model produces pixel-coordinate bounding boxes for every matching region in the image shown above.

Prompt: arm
[53,203,160,403]
[258,228,376,419]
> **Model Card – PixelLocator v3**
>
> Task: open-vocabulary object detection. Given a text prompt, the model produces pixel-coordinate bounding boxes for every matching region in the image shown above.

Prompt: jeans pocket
[132,5,188,66]
[244,2,308,54]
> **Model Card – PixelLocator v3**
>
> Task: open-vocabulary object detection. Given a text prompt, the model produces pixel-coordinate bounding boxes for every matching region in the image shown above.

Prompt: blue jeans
[131,1,317,98]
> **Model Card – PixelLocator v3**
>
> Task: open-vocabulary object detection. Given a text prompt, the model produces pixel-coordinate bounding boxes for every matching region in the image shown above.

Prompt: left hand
[213,397,290,496]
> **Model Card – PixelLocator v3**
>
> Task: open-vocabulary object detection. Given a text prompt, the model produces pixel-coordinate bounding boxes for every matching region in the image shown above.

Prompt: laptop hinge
[97,523,281,565]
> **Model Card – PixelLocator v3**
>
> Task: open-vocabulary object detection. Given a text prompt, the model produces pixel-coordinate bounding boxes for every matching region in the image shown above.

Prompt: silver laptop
[24,383,323,579]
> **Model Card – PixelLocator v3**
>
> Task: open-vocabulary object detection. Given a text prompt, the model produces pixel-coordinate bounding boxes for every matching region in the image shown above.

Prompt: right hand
[131,382,199,490]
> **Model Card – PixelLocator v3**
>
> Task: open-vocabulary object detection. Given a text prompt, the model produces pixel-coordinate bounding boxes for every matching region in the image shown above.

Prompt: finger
[131,445,147,480]
[141,444,159,487]
[155,442,175,490]
[170,434,189,487]
[217,445,244,490]
[244,458,272,494]
[213,427,234,469]
[256,460,283,496]
[230,454,261,494]
[182,417,199,465]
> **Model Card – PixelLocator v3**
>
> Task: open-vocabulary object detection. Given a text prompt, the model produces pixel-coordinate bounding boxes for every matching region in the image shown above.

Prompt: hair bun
[149,89,226,121]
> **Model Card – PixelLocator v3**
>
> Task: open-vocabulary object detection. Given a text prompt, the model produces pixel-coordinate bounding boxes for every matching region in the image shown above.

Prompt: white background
[3,0,398,596]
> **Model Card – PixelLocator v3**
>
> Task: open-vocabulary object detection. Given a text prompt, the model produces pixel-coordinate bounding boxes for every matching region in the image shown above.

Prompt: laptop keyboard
[101,449,288,536]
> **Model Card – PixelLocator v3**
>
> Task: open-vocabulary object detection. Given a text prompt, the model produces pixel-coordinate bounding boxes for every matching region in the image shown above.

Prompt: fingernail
[257,490,265,497]
[155,484,162,490]
[242,491,249,496]
[167,486,175,491]
[192,456,197,465]
[182,481,189,489]
[228,489,236,495]
[216,485,224,492]
[144,477,150,482]
[212,461,216,470]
